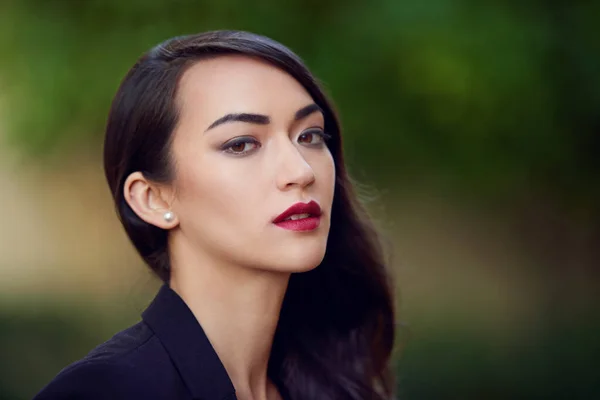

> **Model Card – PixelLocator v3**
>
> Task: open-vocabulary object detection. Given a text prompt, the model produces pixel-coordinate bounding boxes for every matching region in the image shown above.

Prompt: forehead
[176,55,314,119]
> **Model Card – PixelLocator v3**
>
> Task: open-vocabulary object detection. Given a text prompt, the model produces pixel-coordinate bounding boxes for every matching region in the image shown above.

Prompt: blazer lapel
[142,284,237,400]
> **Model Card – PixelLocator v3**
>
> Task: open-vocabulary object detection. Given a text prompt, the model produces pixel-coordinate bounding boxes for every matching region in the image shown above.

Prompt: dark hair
[104,30,395,399]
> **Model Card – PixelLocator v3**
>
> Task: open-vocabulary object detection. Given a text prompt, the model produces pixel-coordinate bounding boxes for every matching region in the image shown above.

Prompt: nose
[275,140,315,191]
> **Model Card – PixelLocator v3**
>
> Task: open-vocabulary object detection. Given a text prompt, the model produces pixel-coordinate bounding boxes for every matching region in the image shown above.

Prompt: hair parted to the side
[103,30,396,399]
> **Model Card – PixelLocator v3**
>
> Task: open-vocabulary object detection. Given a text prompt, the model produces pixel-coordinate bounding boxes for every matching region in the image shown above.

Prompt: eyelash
[221,128,332,156]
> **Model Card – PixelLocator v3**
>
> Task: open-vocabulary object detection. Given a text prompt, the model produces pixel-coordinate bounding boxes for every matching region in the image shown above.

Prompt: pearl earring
[163,211,175,223]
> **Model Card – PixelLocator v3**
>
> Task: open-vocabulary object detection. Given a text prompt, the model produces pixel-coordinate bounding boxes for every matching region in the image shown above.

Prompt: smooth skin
[123,55,336,400]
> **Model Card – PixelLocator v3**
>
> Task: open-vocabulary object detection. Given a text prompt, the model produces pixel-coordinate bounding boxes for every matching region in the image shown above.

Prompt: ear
[123,171,179,229]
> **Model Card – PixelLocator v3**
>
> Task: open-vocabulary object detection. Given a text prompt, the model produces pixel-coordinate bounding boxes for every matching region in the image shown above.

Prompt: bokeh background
[1,0,599,399]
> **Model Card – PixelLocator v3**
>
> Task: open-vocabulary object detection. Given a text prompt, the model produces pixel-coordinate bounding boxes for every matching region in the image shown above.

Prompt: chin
[277,246,327,273]
[286,258,323,273]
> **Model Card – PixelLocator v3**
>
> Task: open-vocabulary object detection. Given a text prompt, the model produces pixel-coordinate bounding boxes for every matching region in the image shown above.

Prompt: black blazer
[34,284,238,400]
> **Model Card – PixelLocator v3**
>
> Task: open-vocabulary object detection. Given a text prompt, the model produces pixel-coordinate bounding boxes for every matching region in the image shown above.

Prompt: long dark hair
[104,30,395,400]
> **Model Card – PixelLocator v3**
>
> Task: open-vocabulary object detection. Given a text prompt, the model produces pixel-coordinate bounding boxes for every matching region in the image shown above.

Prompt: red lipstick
[273,200,322,231]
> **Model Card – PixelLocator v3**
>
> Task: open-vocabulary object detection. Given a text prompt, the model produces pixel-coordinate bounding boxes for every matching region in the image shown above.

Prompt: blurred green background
[0,0,599,398]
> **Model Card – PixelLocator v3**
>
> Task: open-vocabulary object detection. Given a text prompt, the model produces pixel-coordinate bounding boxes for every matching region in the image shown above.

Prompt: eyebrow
[204,103,323,132]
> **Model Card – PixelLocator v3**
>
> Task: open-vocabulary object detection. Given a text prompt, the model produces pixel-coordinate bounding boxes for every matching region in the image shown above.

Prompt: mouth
[273,200,322,231]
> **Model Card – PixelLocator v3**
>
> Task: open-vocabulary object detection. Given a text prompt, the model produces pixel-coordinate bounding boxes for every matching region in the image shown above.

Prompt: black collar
[142,284,236,400]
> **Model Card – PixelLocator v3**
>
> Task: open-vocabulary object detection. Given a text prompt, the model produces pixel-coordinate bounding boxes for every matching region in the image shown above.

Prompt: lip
[273,216,321,231]
[273,200,322,224]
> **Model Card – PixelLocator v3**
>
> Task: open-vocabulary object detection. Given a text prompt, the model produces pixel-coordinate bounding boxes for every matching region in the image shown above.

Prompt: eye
[298,128,331,147]
[221,137,260,155]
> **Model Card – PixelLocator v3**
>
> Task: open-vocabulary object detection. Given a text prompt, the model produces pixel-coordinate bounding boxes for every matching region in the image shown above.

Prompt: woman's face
[168,55,335,273]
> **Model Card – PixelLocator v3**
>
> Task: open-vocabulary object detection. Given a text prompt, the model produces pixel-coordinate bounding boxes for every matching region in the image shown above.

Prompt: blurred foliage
[0,302,136,400]
[1,0,599,199]
[396,314,600,399]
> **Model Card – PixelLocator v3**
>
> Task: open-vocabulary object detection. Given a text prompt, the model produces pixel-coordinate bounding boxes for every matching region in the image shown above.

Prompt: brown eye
[298,132,318,144]
[230,142,248,152]
[298,129,330,146]
[222,137,260,155]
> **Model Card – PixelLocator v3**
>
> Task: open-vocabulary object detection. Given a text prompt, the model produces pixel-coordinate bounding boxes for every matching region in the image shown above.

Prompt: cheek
[318,151,336,201]
[174,151,262,223]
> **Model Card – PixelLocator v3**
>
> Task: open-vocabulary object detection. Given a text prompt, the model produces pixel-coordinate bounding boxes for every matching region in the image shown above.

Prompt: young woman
[35,30,396,400]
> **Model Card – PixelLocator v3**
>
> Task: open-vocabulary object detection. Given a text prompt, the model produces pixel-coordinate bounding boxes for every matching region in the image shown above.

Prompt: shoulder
[33,360,136,400]
[34,321,183,399]
[83,320,155,362]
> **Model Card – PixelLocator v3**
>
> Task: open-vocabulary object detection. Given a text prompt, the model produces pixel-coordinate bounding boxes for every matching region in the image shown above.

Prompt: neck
[169,241,288,400]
